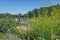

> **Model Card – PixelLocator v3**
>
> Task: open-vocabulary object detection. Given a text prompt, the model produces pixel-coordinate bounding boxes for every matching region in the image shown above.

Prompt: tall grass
[29,14,60,40]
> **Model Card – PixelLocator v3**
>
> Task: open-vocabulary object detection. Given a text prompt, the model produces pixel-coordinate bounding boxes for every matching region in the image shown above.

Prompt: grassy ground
[0,32,11,40]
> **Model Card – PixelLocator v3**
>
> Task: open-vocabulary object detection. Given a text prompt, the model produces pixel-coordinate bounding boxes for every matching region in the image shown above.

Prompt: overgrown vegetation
[0,4,60,40]
[23,4,60,40]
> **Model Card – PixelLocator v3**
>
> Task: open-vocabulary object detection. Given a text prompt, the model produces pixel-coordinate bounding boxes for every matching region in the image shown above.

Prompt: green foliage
[0,4,60,40]
[0,18,20,32]
[25,4,60,40]
[0,32,11,40]
[25,4,60,18]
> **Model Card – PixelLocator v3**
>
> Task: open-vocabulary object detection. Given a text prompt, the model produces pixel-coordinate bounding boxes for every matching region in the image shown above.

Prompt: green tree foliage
[0,13,23,18]
[18,13,22,17]
[0,4,60,40]
[25,4,60,18]
[25,4,60,40]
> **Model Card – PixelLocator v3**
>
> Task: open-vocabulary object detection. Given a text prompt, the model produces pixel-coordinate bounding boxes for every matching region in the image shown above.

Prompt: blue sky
[0,0,60,14]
